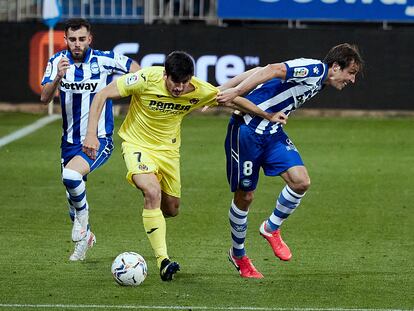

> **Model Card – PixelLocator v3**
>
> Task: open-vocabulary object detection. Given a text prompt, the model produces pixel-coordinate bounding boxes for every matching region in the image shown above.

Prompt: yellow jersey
[117,66,218,151]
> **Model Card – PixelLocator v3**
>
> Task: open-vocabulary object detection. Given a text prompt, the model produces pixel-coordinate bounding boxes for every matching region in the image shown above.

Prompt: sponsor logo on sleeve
[45,62,52,77]
[126,74,139,85]
[293,67,309,78]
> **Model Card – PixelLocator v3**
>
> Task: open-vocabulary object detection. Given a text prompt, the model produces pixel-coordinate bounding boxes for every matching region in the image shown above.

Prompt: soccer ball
[111,252,147,286]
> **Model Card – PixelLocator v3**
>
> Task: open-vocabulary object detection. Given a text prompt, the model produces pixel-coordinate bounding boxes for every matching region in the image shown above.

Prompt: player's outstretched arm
[129,61,141,73]
[217,63,287,105]
[218,67,262,92]
[83,81,121,160]
[225,96,287,124]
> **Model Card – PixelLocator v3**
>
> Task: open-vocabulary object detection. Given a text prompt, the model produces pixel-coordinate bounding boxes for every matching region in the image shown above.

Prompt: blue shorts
[225,115,304,192]
[61,137,114,176]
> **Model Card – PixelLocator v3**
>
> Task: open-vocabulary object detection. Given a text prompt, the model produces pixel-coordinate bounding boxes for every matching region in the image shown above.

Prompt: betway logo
[113,43,260,85]
[60,81,98,92]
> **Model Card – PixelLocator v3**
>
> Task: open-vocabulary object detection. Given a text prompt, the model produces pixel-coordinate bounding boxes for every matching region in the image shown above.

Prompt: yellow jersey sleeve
[116,67,151,97]
[189,76,219,109]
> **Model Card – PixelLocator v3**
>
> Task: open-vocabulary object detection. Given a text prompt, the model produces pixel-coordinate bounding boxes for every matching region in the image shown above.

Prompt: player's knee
[235,190,254,207]
[142,187,161,203]
[161,198,180,217]
[62,168,83,188]
[162,206,179,218]
[290,178,311,194]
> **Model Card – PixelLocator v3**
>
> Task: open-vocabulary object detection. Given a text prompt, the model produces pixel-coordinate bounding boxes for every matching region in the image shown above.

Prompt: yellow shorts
[121,141,181,197]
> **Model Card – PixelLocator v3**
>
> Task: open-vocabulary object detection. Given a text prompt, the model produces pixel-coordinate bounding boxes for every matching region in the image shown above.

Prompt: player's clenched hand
[57,57,70,79]
[82,135,100,160]
[217,88,239,105]
[269,111,288,124]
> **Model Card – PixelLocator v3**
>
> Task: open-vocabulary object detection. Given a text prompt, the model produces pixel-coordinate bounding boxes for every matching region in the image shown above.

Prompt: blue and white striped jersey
[41,48,133,144]
[243,58,328,135]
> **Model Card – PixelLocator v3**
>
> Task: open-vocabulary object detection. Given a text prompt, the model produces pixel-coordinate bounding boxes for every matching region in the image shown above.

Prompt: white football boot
[69,230,96,261]
[71,209,89,242]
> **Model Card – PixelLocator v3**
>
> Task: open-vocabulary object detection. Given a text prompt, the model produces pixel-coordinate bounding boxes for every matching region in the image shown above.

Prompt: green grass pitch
[0,112,413,310]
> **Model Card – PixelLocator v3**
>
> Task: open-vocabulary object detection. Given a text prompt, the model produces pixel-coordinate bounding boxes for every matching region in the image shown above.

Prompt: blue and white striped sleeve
[41,52,62,85]
[284,58,324,83]
[111,52,133,74]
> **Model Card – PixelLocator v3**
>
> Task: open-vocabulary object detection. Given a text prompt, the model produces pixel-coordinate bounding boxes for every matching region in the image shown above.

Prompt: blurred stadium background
[0,0,413,114]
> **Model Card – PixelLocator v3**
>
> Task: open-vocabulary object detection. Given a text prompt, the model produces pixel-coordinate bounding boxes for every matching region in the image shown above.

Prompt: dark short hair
[64,18,91,34]
[164,51,194,83]
[323,43,364,73]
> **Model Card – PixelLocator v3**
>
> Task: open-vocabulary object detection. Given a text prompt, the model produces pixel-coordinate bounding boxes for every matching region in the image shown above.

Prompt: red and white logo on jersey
[126,74,139,85]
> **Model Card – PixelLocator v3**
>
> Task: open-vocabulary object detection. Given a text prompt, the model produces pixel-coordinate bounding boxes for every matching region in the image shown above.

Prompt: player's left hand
[269,111,288,124]
[82,135,100,160]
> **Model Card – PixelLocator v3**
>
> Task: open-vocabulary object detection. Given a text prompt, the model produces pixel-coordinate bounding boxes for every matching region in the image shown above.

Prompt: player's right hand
[57,57,70,79]
[269,111,288,125]
[82,135,100,160]
[217,88,239,105]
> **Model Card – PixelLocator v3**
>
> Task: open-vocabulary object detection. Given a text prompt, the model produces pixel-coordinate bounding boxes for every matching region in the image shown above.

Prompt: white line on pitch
[0,114,60,148]
[0,304,408,311]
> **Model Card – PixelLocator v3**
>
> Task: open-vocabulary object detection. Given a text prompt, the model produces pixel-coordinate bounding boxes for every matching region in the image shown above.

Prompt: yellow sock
[142,208,168,268]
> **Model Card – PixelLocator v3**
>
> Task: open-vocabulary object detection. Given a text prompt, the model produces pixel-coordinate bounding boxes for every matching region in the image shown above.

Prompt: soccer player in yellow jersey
[83,51,287,281]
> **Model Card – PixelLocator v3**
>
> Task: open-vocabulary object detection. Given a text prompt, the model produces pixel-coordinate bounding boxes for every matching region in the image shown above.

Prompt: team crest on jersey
[138,164,148,171]
[45,62,52,77]
[190,98,200,105]
[293,67,309,78]
[90,62,100,75]
[126,74,139,85]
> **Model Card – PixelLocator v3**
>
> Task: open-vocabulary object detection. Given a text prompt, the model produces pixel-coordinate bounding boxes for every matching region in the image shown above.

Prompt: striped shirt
[243,58,328,135]
[41,48,133,144]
